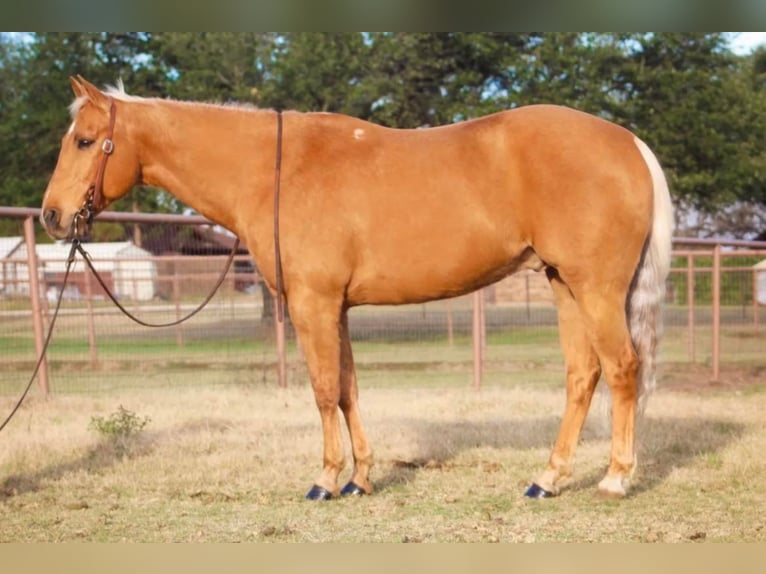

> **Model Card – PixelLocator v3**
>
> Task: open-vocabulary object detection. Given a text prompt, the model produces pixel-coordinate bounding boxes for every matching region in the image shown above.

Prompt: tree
[147,32,271,104]
[607,33,766,236]
[0,34,159,213]
[2,32,766,238]
[365,32,528,127]
[255,32,377,117]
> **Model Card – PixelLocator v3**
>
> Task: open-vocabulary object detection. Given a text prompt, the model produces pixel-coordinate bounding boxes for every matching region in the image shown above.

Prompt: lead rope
[75,238,239,328]
[273,110,285,323]
[0,236,239,433]
[0,241,79,433]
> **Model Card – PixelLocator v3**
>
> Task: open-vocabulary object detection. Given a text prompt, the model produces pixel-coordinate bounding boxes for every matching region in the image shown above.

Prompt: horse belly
[345,232,535,306]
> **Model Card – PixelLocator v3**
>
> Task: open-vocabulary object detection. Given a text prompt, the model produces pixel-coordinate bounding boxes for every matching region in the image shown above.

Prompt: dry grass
[1,380,765,543]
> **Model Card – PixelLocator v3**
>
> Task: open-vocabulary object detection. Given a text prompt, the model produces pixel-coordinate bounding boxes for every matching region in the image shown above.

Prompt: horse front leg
[289,290,346,500]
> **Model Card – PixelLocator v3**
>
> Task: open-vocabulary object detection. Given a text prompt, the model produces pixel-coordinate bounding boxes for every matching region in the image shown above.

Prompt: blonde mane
[104,79,144,103]
[68,79,141,118]
[69,79,264,119]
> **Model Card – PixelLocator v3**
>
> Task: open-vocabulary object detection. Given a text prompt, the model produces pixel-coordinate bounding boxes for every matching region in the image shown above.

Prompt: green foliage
[2,32,766,237]
[89,405,150,456]
[611,34,766,214]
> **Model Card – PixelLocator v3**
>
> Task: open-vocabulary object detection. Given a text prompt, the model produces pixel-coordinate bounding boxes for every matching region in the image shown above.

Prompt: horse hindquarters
[526,136,673,498]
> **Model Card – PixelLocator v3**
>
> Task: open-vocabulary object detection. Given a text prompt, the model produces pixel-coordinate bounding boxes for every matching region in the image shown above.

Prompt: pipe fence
[0,207,764,397]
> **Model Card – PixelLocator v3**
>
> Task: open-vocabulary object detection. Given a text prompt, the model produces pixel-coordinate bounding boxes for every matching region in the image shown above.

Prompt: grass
[1,299,764,541]
[1,380,765,542]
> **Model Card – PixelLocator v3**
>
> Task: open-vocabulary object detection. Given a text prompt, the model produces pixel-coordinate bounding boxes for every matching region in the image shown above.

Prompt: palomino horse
[42,76,673,500]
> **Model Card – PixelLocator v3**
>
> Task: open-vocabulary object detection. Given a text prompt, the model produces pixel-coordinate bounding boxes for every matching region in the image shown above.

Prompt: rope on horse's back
[273,110,285,323]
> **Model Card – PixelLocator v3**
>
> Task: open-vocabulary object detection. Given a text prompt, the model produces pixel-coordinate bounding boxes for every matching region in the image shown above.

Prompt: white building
[756,259,766,306]
[2,239,157,301]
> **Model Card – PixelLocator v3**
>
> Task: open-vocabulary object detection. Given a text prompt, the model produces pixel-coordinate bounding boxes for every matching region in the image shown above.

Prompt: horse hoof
[305,485,334,501]
[340,481,367,496]
[524,483,555,499]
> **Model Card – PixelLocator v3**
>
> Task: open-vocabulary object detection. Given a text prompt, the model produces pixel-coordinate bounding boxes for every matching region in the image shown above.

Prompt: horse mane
[69,79,263,118]
[105,79,143,103]
[68,79,140,118]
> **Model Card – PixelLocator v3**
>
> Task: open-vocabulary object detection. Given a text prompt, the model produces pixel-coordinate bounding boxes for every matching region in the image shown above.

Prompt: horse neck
[130,99,278,237]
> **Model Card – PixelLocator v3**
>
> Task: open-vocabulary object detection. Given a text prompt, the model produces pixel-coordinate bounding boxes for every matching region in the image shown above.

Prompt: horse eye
[77,138,94,150]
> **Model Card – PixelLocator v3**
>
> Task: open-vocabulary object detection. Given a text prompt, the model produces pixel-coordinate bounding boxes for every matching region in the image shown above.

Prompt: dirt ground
[661,363,766,393]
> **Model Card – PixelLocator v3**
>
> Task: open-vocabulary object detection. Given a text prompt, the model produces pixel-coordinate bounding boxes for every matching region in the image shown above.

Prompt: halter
[73,98,117,238]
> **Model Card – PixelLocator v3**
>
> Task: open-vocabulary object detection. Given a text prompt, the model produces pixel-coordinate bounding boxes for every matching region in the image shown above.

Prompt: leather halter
[73,98,117,237]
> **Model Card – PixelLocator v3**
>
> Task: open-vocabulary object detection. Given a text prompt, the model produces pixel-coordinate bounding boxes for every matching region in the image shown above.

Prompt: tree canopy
[1,32,764,238]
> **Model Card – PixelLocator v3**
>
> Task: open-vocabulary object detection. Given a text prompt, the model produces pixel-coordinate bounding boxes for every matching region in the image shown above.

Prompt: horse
[41,76,673,500]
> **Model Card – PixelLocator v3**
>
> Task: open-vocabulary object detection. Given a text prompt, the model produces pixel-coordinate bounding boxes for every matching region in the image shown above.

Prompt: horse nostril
[43,208,60,228]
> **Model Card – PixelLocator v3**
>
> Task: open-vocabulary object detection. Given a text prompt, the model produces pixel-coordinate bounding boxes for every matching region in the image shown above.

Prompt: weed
[89,405,150,457]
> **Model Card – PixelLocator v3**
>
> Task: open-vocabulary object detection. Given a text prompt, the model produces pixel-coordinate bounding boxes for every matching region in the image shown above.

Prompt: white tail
[629,136,674,410]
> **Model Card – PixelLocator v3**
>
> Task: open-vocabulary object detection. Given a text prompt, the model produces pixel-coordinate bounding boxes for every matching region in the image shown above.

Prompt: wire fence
[1,207,765,396]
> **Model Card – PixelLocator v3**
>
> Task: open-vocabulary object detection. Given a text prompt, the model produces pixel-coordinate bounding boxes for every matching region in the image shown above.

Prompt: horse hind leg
[573,284,641,498]
[338,309,374,496]
[526,268,602,498]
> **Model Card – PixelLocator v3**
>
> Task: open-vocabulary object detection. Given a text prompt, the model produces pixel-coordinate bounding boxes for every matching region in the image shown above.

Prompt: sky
[729,31,766,54]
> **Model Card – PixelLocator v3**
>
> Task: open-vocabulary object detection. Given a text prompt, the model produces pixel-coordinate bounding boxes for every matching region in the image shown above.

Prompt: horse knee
[314,391,340,412]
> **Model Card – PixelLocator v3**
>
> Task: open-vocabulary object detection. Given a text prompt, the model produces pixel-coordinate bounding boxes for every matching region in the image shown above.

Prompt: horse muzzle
[40,207,69,240]
[40,205,92,240]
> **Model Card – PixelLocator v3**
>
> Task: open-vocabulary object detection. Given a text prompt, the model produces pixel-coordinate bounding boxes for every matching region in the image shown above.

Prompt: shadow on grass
[1,413,747,500]
[0,416,237,500]
[374,415,562,492]
[374,414,747,496]
[1,438,153,499]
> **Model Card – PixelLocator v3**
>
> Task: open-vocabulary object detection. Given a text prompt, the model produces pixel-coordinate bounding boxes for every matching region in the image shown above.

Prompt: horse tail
[628,136,674,411]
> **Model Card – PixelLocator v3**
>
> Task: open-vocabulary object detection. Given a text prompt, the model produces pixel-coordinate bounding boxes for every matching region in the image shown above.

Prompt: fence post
[173,271,183,347]
[480,289,487,358]
[274,297,287,388]
[83,263,98,367]
[472,289,484,391]
[23,216,49,396]
[687,253,695,363]
[712,244,721,382]
[754,268,759,333]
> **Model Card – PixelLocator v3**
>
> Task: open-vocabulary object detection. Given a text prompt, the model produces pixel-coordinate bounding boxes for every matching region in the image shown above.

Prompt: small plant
[89,405,150,457]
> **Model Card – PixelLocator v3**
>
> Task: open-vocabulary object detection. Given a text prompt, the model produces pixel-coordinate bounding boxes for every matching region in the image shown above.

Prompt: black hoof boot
[305,485,334,500]
[340,481,367,496]
[524,483,555,499]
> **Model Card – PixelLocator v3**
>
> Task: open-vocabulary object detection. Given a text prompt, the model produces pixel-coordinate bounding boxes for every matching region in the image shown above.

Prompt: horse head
[41,75,140,239]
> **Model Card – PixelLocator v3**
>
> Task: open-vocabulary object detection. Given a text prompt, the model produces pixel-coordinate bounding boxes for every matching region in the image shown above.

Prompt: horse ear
[74,75,110,111]
[69,76,85,98]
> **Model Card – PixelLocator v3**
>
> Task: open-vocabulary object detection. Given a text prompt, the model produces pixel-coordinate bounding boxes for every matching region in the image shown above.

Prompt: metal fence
[1,207,765,396]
